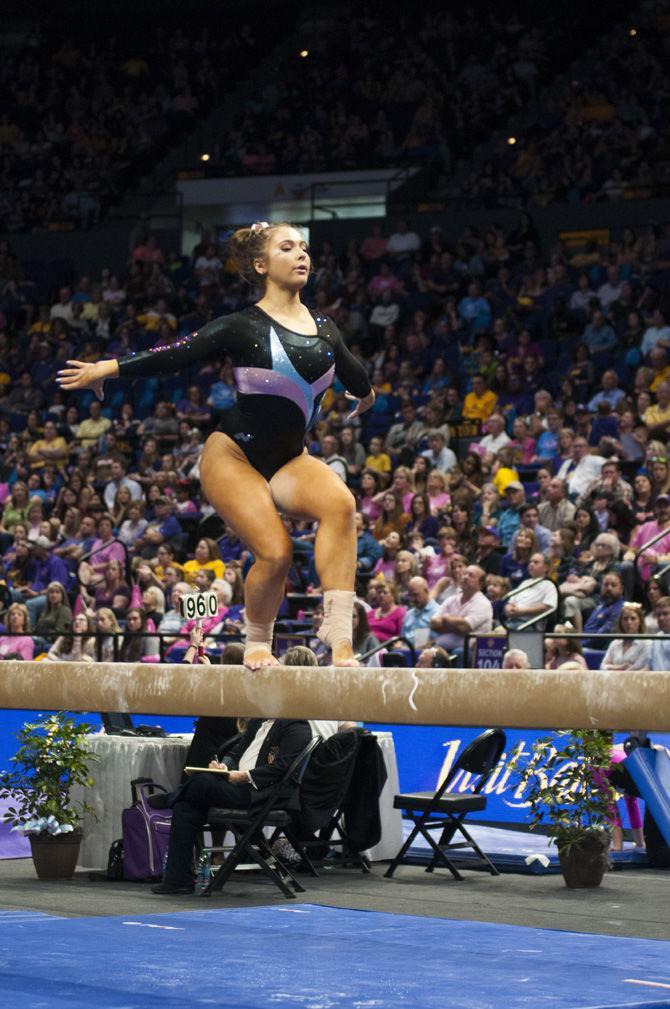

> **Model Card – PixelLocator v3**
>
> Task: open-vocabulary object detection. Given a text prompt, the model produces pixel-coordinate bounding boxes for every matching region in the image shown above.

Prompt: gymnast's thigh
[269,451,355,522]
[199,432,291,553]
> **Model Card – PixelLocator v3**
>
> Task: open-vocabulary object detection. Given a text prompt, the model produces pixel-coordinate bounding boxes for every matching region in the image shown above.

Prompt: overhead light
[200,153,211,162]
[507,136,517,145]
[299,49,309,58]
[629,27,638,37]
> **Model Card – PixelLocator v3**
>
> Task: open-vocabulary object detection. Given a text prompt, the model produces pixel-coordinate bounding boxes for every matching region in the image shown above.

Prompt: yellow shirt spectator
[463,376,498,421]
[181,537,225,585]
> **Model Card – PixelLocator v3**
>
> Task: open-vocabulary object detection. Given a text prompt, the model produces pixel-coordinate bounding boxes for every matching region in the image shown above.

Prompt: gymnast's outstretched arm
[57,316,235,398]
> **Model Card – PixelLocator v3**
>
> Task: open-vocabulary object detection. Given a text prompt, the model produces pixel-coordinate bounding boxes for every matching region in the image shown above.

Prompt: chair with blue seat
[385,728,507,882]
[583,648,606,669]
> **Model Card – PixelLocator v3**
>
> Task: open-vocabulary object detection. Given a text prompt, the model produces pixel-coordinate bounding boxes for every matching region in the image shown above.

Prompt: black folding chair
[202,735,321,899]
[385,728,506,882]
[270,729,367,876]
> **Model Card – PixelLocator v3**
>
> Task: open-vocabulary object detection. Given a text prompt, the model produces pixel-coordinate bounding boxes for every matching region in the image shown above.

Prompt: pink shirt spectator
[89,537,126,568]
[373,558,396,580]
[427,492,450,516]
[630,520,670,581]
[359,495,382,522]
[367,606,407,642]
[425,553,450,588]
[0,635,34,660]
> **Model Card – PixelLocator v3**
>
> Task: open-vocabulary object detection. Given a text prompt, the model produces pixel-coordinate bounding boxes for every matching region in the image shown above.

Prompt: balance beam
[2,661,669,731]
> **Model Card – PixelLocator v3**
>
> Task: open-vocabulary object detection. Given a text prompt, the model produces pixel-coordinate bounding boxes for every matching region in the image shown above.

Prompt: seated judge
[151,714,311,894]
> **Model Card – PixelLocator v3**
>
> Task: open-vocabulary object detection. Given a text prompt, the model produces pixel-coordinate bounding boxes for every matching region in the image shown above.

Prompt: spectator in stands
[385,402,426,460]
[478,413,510,458]
[501,528,537,593]
[367,580,407,643]
[497,481,526,548]
[104,459,143,510]
[33,581,72,654]
[538,477,575,531]
[623,493,670,592]
[504,552,557,630]
[420,430,456,473]
[76,400,111,449]
[320,434,348,482]
[463,374,497,421]
[430,564,492,658]
[181,538,225,585]
[352,601,380,662]
[135,496,182,558]
[401,576,440,649]
[600,603,651,671]
[545,624,587,670]
[511,503,552,553]
[27,420,69,472]
[373,491,410,541]
[557,437,605,500]
[78,514,125,585]
[560,534,621,632]
[502,648,530,670]
[648,597,670,671]
[386,220,421,263]
[0,603,34,660]
[47,612,96,663]
[15,535,69,624]
[87,559,131,616]
[355,512,383,574]
[365,435,392,484]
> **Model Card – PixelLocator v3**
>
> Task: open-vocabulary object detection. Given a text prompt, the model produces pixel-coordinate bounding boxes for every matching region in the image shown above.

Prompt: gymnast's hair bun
[228,221,292,285]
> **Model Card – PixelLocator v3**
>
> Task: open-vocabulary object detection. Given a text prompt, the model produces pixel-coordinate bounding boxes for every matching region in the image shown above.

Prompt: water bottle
[161,850,169,880]
[195,851,211,894]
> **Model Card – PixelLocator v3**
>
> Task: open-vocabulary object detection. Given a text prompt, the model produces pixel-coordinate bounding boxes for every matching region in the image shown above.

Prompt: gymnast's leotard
[117,305,372,480]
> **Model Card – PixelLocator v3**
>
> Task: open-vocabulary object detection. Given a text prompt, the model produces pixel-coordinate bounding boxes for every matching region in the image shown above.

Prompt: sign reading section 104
[179,591,219,621]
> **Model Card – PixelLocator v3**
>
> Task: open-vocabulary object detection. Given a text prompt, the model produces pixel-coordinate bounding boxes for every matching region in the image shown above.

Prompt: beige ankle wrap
[317,589,355,649]
[244,619,275,658]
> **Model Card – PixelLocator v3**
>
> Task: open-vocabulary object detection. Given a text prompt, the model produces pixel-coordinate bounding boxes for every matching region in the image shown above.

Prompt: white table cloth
[73,734,191,869]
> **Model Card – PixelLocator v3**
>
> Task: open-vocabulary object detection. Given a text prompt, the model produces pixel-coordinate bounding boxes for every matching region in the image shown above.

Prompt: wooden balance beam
[1,661,669,731]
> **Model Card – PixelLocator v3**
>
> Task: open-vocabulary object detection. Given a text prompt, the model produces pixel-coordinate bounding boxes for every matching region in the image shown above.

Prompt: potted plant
[513,729,616,888]
[0,712,98,880]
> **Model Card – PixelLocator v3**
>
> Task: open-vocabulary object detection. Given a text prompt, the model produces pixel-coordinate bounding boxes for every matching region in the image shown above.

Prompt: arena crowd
[0,203,670,672]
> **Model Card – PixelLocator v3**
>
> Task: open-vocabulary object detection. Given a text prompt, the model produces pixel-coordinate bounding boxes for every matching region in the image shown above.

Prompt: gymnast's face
[256,226,310,291]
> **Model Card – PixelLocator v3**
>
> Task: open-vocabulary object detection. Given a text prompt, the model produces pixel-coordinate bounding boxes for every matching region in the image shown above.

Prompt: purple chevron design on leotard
[234,325,334,425]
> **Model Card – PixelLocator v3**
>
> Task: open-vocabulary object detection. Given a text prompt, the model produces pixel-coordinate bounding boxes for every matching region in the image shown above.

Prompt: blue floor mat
[1,904,670,1009]
[404,823,649,874]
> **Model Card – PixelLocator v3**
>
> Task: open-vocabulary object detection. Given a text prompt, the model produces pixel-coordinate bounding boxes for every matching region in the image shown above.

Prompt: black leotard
[117,305,372,480]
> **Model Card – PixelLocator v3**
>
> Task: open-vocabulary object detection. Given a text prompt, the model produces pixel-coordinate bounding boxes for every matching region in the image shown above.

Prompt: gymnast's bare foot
[243,647,280,670]
[331,642,359,667]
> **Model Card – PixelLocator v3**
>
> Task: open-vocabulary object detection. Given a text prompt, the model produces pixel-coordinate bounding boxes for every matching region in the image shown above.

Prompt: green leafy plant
[512,729,616,853]
[0,712,98,835]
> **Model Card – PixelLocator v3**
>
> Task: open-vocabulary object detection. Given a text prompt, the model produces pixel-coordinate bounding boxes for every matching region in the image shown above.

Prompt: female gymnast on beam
[57,222,375,669]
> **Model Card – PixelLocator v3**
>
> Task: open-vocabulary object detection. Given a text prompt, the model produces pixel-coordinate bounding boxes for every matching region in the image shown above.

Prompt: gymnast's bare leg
[200,433,292,669]
[270,451,358,666]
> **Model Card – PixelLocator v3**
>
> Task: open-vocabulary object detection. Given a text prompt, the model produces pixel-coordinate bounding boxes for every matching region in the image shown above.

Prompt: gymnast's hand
[57,359,119,400]
[345,389,376,420]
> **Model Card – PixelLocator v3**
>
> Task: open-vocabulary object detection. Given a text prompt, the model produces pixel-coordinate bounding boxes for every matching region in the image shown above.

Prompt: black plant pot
[558,834,610,889]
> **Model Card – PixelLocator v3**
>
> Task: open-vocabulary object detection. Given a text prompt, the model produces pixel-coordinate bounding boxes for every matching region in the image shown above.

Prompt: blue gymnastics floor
[1,905,670,1009]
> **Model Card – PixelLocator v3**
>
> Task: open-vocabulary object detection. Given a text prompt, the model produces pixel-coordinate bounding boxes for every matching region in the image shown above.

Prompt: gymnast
[57,222,374,668]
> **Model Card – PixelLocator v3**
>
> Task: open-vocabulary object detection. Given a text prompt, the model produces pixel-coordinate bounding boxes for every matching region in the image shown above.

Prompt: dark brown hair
[228,222,294,285]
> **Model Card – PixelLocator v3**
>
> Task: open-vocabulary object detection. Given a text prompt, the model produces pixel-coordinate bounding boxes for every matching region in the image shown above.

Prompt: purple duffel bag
[122,777,173,881]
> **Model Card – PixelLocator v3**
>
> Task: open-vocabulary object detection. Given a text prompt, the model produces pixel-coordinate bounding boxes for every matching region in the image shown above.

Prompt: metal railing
[356,634,418,666]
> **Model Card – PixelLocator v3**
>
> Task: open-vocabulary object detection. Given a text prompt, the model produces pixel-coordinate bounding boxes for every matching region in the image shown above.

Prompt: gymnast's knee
[254,540,293,577]
[325,486,356,526]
